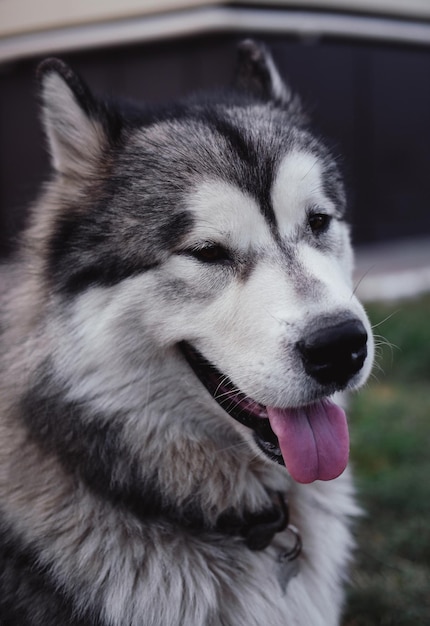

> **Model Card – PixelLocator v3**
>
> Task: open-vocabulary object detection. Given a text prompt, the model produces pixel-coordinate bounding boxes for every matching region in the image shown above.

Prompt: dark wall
[1,31,430,256]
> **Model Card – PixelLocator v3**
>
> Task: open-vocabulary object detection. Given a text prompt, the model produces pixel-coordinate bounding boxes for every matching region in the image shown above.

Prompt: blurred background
[0,1,429,623]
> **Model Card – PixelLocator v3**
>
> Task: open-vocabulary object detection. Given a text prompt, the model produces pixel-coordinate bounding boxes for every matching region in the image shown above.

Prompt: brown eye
[187,244,232,264]
[308,213,331,235]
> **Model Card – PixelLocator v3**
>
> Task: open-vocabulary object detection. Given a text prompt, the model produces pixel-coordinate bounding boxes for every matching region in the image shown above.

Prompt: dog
[0,40,373,625]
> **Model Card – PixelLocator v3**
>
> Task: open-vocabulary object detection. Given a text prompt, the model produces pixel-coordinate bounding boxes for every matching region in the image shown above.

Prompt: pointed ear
[235,40,294,105]
[37,59,110,177]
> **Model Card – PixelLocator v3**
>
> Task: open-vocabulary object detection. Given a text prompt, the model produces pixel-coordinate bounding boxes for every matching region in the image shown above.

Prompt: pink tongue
[266,400,349,484]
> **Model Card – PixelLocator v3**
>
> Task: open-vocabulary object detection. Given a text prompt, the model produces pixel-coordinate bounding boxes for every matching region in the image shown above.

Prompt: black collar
[215,491,292,551]
[125,488,300,554]
[125,487,296,552]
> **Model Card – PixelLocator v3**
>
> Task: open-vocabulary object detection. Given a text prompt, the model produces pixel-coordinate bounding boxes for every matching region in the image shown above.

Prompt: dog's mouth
[180,342,350,484]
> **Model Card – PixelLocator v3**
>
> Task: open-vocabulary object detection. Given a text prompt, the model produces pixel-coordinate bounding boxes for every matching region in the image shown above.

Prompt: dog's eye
[308,213,331,235]
[187,244,232,264]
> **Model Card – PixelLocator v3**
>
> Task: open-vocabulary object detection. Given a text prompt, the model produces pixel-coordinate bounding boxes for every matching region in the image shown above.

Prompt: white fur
[185,179,272,251]
[272,151,336,228]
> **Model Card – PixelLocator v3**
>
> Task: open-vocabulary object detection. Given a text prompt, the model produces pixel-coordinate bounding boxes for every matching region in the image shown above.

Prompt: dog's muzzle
[179,313,369,484]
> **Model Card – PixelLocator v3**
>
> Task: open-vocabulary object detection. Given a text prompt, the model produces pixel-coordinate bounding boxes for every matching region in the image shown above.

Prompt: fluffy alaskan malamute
[0,41,373,625]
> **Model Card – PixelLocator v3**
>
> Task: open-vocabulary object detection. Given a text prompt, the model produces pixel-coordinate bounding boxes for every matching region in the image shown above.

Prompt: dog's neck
[21,355,295,553]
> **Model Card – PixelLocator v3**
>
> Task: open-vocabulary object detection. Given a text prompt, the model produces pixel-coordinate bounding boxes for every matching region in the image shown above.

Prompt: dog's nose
[297,318,368,387]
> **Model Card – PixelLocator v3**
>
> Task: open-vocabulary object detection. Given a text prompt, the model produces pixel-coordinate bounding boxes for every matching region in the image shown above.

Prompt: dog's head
[35,41,373,484]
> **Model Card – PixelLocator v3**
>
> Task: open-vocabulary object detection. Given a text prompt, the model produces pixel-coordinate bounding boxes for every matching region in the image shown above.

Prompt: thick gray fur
[0,41,371,625]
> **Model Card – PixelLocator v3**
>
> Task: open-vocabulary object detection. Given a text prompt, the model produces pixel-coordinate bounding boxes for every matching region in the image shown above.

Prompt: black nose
[297,318,368,387]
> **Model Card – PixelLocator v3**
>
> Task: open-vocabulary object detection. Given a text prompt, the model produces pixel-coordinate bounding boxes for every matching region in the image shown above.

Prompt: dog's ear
[235,40,293,105]
[37,59,113,177]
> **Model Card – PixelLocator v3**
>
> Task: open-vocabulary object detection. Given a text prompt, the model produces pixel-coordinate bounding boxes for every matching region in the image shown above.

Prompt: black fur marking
[0,516,105,626]
[209,115,279,229]
[47,199,193,294]
[59,260,160,294]
[19,361,286,550]
[19,361,157,512]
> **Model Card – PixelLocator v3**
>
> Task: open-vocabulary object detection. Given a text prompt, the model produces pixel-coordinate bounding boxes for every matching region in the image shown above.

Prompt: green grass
[343,294,430,626]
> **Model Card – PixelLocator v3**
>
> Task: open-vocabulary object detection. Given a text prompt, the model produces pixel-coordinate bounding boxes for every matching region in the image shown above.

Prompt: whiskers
[213,378,244,415]
[351,266,376,299]
[370,311,400,378]
[213,374,235,401]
